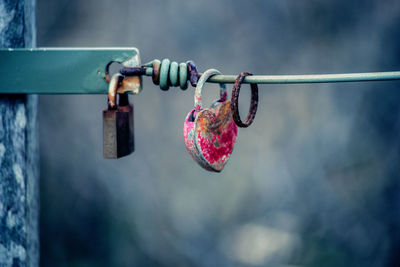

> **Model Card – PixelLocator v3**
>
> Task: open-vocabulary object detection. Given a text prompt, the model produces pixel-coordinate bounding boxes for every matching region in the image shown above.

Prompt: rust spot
[187,61,200,87]
[152,60,161,85]
[107,73,124,109]
[231,72,259,128]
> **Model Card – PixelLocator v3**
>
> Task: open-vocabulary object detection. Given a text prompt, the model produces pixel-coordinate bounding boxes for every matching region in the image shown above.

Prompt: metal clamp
[104,51,142,95]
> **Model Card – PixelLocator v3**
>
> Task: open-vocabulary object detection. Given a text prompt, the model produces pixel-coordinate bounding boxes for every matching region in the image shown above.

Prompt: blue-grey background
[37,1,400,266]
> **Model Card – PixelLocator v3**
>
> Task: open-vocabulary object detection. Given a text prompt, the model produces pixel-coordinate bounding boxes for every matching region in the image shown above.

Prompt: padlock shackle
[119,93,129,106]
[108,73,124,109]
[194,69,226,111]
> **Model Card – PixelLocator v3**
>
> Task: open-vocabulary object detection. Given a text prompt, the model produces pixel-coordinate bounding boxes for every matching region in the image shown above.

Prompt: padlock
[103,73,134,158]
[183,69,238,172]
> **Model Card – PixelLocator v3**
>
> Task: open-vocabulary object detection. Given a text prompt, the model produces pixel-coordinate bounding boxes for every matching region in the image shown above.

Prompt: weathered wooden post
[0,0,39,266]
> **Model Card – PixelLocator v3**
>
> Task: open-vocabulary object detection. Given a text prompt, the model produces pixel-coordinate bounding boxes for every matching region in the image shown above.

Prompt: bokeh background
[36,1,400,266]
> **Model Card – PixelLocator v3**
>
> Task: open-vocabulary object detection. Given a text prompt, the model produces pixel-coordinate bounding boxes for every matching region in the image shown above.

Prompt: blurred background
[36,1,400,266]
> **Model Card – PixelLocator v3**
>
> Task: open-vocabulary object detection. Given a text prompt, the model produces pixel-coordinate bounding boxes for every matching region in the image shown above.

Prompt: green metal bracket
[0,47,142,94]
[2,48,400,94]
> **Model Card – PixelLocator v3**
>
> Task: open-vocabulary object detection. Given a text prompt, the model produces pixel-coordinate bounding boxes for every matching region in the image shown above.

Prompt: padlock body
[103,104,134,158]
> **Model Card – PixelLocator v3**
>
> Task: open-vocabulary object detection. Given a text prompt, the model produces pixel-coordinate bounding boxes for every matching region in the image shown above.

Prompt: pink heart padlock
[183,69,238,172]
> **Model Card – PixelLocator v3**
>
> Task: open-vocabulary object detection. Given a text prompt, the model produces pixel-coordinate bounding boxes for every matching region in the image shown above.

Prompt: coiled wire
[142,59,201,91]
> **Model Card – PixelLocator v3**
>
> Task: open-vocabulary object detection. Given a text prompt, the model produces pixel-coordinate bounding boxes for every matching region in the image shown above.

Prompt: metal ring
[160,58,171,90]
[169,61,179,86]
[231,72,259,128]
[152,59,161,85]
[179,62,188,90]
[195,69,226,111]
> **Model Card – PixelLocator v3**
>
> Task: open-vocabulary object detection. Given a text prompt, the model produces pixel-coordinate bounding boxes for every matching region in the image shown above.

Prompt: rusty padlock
[183,69,238,172]
[103,73,134,158]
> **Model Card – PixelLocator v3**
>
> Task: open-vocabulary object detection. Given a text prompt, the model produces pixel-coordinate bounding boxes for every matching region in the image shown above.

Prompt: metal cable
[144,68,400,84]
[120,59,400,91]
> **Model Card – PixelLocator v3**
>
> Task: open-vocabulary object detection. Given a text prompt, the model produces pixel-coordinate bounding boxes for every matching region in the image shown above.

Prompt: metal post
[0,0,39,266]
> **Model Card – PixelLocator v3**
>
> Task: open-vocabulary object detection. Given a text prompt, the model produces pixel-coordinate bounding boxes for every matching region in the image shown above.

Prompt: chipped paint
[184,110,216,172]
[6,210,15,228]
[12,243,26,261]
[184,69,238,172]
[184,100,238,172]
[0,143,5,166]
[0,201,3,218]
[13,164,24,189]
[0,2,15,47]
[15,105,26,129]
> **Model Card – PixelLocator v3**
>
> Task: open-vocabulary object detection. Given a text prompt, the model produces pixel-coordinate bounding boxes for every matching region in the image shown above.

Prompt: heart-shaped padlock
[183,69,238,172]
